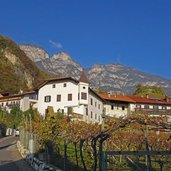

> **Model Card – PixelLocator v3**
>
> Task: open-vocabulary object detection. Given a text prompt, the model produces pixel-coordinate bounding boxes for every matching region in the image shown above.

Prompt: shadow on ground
[0,159,34,171]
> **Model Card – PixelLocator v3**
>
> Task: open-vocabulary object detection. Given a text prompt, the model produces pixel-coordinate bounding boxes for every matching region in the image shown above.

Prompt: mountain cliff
[0,35,48,93]
[19,44,49,62]
[19,44,171,95]
[19,44,82,79]
[86,64,171,94]
[35,52,83,79]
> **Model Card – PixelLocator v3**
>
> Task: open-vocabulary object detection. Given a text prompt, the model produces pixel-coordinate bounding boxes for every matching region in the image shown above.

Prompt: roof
[0,91,36,101]
[98,94,171,105]
[89,89,104,102]
[79,71,89,83]
[0,92,11,96]
[98,94,135,103]
[0,95,21,101]
[128,95,171,105]
[36,77,79,90]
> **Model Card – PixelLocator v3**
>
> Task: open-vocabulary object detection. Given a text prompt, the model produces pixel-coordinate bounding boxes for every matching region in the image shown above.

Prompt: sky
[0,0,171,79]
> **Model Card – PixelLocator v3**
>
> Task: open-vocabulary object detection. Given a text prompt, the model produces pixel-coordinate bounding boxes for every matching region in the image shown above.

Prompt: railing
[102,150,171,171]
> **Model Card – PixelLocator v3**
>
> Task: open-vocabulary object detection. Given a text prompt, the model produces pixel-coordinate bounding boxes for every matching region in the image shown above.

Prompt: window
[52,84,56,88]
[91,111,93,118]
[81,92,87,100]
[116,103,119,109]
[141,105,144,109]
[162,106,166,110]
[83,86,86,89]
[136,105,140,108]
[154,105,158,110]
[86,108,88,115]
[111,105,114,110]
[91,98,93,105]
[95,102,97,107]
[144,105,149,109]
[98,104,100,109]
[44,96,51,102]
[57,95,61,102]
[149,105,153,109]
[68,94,72,101]
[98,116,100,122]
[122,106,125,110]
[158,106,162,110]
[64,83,67,87]
[95,114,97,120]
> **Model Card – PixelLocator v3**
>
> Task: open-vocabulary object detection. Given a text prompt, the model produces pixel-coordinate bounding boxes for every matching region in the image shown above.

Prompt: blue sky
[0,0,171,79]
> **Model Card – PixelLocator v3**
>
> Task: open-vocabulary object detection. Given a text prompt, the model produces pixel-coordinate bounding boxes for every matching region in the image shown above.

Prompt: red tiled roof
[127,96,171,105]
[89,89,104,102]
[98,94,171,105]
[98,94,135,103]
[127,96,157,104]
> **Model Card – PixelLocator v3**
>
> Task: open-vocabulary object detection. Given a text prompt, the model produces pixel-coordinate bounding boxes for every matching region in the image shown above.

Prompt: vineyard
[1,106,170,170]
[25,112,171,171]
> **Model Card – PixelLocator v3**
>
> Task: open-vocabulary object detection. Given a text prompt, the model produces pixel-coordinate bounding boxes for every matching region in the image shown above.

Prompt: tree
[10,105,23,128]
[133,84,165,98]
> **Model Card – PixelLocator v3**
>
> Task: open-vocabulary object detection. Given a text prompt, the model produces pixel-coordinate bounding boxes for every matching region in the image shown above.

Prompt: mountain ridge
[19,44,171,95]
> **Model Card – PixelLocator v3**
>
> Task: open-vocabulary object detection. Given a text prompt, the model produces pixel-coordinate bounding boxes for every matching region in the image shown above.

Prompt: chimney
[165,96,169,102]
[146,94,149,99]
[108,92,111,98]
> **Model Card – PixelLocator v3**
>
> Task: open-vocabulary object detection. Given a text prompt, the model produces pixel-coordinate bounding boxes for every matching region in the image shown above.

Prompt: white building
[0,91,38,113]
[98,93,134,117]
[98,93,171,122]
[37,73,104,122]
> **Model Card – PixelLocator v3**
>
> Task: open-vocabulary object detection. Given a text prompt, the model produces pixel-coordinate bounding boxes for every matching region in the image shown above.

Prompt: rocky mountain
[35,52,83,79]
[86,64,171,95]
[19,44,49,62]
[0,35,48,93]
[19,44,171,95]
[19,44,82,79]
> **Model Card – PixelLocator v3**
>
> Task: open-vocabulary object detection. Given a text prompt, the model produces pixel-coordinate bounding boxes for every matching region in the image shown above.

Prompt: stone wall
[17,141,62,171]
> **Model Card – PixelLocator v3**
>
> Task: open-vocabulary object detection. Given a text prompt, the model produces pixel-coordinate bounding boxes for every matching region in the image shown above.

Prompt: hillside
[0,35,48,93]
[86,64,171,95]
[19,44,171,95]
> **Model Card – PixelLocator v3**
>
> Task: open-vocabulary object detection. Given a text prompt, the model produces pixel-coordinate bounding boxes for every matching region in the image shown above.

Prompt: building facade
[98,94,134,117]
[0,91,38,113]
[37,74,104,122]
[98,93,171,122]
